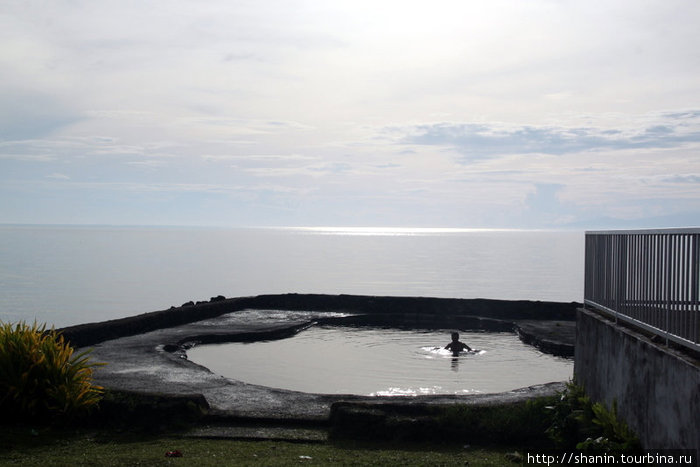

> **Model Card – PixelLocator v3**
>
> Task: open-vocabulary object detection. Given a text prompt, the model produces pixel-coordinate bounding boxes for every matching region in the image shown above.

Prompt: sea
[0,225,584,328]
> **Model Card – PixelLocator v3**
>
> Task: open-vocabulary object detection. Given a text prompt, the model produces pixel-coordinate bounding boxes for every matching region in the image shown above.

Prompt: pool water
[186,326,573,396]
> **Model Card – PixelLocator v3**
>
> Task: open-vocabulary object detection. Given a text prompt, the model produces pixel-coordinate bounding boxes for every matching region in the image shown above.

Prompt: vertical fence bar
[666,234,672,345]
[693,234,699,343]
[678,235,690,336]
[656,234,661,324]
[629,234,636,318]
[694,233,700,343]
[643,234,651,324]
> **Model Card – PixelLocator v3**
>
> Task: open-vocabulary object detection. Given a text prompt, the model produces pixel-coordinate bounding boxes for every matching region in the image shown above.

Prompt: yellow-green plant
[0,321,104,420]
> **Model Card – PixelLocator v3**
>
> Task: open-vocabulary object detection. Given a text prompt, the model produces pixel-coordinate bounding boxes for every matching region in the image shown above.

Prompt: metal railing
[584,228,700,353]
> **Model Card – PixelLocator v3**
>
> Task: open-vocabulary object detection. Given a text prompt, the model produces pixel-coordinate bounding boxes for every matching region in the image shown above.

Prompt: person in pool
[445,331,472,355]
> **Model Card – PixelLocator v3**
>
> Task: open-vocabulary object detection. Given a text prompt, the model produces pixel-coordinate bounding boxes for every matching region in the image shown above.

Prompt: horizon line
[0,222,584,233]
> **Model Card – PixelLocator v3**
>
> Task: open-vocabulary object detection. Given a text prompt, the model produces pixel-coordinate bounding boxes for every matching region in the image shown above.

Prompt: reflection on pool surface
[186,326,572,396]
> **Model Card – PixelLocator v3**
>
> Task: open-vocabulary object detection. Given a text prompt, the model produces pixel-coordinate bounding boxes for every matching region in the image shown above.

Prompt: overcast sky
[2,0,700,229]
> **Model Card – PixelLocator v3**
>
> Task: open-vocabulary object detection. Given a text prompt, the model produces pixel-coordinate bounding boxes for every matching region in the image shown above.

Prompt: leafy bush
[0,321,104,420]
[546,381,640,453]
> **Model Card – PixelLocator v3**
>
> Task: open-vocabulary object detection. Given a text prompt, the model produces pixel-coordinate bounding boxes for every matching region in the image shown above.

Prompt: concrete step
[183,424,328,443]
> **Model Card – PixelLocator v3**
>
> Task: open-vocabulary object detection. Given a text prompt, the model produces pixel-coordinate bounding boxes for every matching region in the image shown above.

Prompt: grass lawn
[0,425,520,466]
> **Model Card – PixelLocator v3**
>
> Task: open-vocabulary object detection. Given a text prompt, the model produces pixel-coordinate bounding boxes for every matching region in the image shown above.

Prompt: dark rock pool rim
[59,293,579,436]
[60,293,579,355]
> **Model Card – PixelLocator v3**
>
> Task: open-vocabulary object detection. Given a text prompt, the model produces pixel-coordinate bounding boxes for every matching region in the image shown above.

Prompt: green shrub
[0,321,104,420]
[546,381,640,453]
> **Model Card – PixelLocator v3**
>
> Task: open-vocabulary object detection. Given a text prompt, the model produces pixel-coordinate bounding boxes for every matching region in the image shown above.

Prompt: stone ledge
[328,382,565,443]
[60,293,580,347]
[72,294,577,427]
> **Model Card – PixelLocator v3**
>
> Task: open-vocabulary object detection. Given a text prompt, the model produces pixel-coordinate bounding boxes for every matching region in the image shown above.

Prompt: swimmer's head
[451,332,459,341]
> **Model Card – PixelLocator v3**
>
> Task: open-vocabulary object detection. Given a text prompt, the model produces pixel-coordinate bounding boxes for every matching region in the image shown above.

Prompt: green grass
[0,425,517,466]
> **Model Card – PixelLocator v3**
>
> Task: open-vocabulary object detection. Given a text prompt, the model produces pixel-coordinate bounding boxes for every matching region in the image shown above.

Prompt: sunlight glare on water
[283,226,521,236]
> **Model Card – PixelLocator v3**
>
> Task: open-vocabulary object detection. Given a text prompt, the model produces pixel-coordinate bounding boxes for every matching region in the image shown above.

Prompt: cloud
[308,162,352,174]
[0,152,56,162]
[663,110,700,120]
[46,173,70,180]
[653,174,700,184]
[0,89,83,141]
[374,163,401,169]
[243,162,351,178]
[126,160,168,168]
[1,2,700,228]
[523,183,574,226]
[394,111,700,160]
[0,138,93,162]
[201,154,316,163]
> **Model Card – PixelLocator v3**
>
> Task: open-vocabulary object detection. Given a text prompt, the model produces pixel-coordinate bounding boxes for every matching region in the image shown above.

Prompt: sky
[1,0,700,229]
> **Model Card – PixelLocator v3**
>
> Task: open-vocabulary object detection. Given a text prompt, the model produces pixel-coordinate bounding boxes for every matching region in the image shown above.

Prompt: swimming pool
[186,325,572,396]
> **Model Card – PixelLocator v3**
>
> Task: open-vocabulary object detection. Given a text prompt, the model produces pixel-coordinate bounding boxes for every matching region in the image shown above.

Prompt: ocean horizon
[0,225,584,328]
